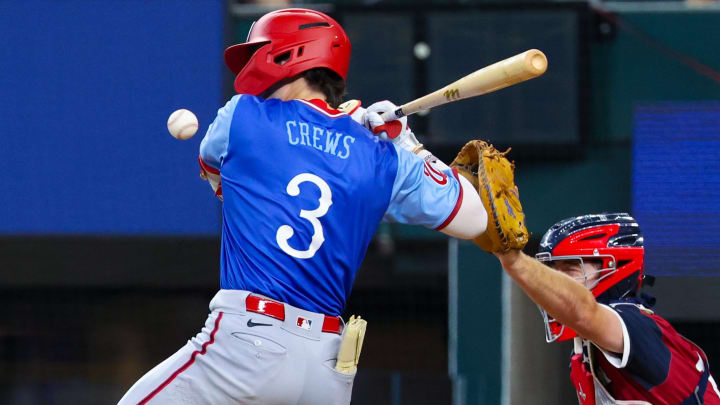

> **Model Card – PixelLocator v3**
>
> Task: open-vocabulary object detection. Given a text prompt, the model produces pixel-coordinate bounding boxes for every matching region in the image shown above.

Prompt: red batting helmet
[535,213,645,342]
[224,8,351,96]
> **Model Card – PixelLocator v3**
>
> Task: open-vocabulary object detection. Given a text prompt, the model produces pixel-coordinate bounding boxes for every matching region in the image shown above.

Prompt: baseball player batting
[118,8,499,405]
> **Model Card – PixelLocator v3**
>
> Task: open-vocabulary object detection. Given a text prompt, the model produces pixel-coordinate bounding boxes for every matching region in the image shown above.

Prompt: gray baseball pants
[117,290,355,405]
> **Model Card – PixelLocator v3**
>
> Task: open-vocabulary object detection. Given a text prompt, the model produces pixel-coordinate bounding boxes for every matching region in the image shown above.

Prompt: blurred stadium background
[1,0,720,404]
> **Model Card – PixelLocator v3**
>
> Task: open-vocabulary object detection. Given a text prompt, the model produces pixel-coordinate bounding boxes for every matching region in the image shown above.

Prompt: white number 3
[276,173,333,259]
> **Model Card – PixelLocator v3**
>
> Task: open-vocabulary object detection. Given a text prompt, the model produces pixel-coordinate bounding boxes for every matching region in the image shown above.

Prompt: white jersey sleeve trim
[593,304,631,369]
[438,172,487,239]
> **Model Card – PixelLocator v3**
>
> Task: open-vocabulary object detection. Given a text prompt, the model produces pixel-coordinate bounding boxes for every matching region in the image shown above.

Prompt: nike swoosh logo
[247,318,272,328]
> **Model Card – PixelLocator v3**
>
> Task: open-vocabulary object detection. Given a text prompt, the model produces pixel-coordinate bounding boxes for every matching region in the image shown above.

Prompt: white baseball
[167,109,199,140]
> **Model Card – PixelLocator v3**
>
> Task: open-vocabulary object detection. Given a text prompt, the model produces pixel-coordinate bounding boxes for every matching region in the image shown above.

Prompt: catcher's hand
[450,140,529,252]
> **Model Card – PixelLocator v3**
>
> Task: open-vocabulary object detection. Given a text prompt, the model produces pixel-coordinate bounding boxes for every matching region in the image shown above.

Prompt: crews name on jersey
[286,120,355,159]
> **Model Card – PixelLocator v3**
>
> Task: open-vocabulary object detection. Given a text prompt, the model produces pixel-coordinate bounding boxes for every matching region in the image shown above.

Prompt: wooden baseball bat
[380,49,548,121]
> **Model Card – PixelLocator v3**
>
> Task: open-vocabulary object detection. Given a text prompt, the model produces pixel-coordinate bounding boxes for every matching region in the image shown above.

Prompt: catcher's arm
[495,250,624,353]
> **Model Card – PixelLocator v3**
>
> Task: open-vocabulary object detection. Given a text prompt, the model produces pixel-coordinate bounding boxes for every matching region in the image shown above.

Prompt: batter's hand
[365,100,422,153]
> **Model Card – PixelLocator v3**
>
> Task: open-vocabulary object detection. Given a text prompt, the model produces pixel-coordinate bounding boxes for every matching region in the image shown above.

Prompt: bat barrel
[463,49,547,96]
[523,49,548,76]
[379,49,548,121]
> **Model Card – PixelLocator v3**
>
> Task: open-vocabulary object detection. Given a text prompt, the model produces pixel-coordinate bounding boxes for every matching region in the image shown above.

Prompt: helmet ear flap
[232,45,285,96]
[224,41,271,75]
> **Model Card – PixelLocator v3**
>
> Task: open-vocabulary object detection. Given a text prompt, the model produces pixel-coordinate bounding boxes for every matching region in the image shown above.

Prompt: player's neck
[267,77,327,104]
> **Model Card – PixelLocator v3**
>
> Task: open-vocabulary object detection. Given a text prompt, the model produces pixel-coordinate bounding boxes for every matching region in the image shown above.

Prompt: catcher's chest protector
[571,344,651,405]
[572,331,719,405]
[571,352,595,405]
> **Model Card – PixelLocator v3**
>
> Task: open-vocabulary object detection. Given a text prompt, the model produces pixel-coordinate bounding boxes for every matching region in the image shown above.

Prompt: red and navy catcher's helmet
[535,213,644,342]
[224,8,351,96]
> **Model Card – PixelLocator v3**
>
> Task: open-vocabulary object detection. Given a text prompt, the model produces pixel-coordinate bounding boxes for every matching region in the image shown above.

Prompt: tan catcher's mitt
[450,140,529,253]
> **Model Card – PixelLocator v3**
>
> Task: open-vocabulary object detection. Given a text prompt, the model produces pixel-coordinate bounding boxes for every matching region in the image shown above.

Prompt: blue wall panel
[632,102,720,276]
[0,1,224,235]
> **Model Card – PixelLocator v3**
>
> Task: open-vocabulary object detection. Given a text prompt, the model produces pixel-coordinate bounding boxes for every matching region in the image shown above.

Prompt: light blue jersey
[199,95,461,315]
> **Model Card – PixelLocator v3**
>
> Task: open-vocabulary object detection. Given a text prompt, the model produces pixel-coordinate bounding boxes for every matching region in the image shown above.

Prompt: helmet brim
[224,41,271,75]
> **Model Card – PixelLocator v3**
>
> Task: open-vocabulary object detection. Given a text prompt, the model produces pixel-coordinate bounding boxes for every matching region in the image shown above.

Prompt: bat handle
[380,107,406,122]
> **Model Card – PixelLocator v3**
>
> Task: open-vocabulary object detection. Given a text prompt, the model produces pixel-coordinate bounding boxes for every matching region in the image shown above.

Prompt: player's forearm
[439,173,487,239]
[414,149,487,239]
[496,250,601,337]
[395,144,485,239]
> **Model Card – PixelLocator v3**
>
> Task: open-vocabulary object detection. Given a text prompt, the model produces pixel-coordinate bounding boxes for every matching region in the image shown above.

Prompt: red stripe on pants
[138,312,224,404]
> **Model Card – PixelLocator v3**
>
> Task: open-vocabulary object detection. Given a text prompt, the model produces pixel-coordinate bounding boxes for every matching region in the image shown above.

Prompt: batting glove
[365,100,422,154]
[341,99,423,154]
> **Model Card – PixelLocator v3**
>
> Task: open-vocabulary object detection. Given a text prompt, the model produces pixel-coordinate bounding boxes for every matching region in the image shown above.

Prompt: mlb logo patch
[297,317,313,331]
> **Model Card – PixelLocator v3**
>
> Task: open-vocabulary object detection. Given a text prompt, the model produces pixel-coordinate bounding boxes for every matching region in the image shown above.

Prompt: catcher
[494,213,720,404]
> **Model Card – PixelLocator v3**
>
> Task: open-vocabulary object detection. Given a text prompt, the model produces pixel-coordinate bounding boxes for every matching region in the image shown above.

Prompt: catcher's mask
[535,213,644,342]
[224,8,351,96]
